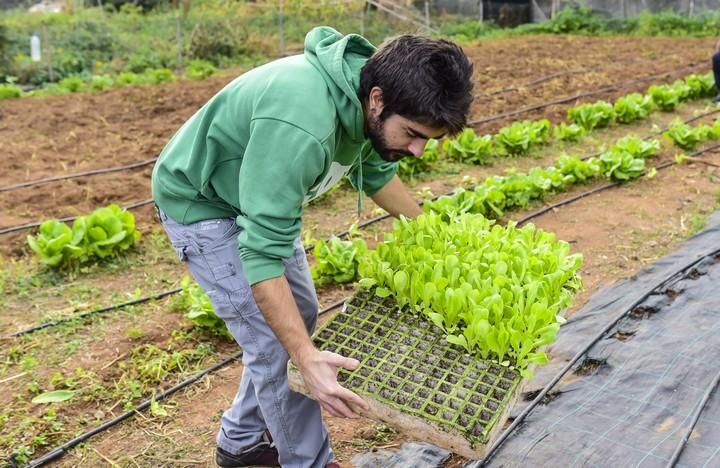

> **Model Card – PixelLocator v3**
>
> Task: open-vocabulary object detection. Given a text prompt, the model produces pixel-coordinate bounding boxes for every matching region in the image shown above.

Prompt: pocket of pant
[293,240,309,270]
[192,219,241,253]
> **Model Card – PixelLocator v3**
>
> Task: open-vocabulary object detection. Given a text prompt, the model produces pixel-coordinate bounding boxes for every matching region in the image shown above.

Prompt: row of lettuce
[23,73,718,377]
[28,111,718,377]
[26,111,716,272]
[399,72,716,180]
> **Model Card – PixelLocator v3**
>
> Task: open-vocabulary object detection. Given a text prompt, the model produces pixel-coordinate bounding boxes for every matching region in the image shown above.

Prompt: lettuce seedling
[311,235,368,286]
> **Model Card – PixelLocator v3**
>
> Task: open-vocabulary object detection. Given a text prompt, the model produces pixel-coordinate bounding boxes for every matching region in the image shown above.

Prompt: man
[152,26,473,467]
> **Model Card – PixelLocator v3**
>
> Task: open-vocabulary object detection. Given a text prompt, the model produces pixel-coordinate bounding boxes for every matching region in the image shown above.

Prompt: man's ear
[369,86,384,115]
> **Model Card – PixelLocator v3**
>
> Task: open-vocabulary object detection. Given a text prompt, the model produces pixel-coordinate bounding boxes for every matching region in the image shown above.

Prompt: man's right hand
[296,349,370,418]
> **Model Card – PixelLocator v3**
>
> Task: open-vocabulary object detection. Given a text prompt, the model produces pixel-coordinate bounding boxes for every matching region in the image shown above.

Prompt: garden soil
[0,35,714,256]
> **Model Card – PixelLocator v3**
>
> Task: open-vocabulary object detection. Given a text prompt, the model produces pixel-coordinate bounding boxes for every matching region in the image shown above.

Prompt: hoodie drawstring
[356,155,363,219]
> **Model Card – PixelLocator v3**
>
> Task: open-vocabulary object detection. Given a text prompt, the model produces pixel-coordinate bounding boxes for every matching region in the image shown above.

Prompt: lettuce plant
[553,123,585,142]
[684,73,716,99]
[599,150,646,181]
[27,204,141,268]
[613,93,653,124]
[27,220,83,268]
[567,101,615,130]
[610,136,660,159]
[647,84,681,111]
[174,276,231,339]
[663,120,708,150]
[358,212,582,378]
[442,128,493,165]
[311,235,368,286]
[494,119,550,156]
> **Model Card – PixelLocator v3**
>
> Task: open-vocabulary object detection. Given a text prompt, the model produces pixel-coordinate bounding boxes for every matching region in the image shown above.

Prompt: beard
[367,113,413,163]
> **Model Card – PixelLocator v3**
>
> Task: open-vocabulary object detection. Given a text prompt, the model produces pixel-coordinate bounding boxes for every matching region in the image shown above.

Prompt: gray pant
[158,209,333,468]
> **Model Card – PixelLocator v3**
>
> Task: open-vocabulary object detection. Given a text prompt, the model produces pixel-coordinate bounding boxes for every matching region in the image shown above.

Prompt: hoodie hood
[304,26,376,143]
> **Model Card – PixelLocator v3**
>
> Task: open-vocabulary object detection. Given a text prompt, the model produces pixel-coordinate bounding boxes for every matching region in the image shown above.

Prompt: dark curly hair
[359,35,474,135]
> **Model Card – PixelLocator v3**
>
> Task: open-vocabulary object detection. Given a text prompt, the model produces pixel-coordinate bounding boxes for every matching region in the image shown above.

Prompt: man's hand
[297,349,370,418]
[370,174,423,219]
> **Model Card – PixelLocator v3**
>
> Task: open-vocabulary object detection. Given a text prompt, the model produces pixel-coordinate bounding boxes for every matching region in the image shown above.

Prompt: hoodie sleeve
[347,146,398,197]
[236,118,327,286]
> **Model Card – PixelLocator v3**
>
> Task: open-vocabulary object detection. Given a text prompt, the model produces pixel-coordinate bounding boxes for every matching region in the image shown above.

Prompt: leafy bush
[27,204,141,268]
[555,155,601,183]
[115,71,142,86]
[145,68,175,84]
[58,75,84,93]
[90,74,114,91]
[185,59,216,80]
[598,150,645,181]
[358,212,583,377]
[72,204,140,260]
[0,83,21,99]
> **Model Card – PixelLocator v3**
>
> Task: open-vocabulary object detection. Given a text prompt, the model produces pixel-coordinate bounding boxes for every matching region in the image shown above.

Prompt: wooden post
[689,0,695,17]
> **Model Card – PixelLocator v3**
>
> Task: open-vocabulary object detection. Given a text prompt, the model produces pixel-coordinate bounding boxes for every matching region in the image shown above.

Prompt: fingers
[320,395,360,419]
[323,350,360,370]
[337,385,370,412]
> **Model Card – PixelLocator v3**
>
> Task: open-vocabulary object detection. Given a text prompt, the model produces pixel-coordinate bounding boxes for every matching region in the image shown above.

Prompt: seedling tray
[288,289,523,458]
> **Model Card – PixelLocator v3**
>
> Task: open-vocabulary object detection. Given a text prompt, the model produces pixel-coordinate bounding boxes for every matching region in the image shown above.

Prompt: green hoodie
[151,27,397,286]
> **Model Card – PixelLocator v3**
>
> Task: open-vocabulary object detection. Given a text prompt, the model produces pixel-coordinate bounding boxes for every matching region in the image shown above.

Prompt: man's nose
[408,139,428,158]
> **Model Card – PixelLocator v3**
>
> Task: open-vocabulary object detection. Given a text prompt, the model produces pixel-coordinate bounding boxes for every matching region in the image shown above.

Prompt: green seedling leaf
[32,390,75,404]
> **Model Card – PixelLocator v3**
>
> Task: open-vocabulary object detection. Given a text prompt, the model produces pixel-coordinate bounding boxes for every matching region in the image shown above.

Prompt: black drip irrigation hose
[516,141,720,225]
[665,368,720,468]
[0,159,157,193]
[476,51,677,99]
[6,288,181,338]
[478,250,720,466]
[469,61,703,126]
[0,199,153,236]
[0,59,701,198]
[12,125,720,467]
[20,298,347,468]
[12,116,720,339]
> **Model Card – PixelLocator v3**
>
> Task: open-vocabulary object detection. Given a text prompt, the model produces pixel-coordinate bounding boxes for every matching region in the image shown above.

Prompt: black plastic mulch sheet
[482,210,720,467]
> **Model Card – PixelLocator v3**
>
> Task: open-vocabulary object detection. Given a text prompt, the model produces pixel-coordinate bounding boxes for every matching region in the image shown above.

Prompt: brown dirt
[3,34,720,467]
[0,35,715,257]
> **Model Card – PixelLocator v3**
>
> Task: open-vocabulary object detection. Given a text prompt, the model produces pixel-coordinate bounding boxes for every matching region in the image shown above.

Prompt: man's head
[359,35,474,162]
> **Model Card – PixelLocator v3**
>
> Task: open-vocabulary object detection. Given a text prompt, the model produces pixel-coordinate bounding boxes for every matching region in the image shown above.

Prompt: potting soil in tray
[288,289,522,457]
